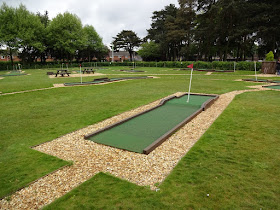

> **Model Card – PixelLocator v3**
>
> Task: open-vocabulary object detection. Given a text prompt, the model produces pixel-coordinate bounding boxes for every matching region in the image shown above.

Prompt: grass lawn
[0,66,279,208]
[44,91,280,209]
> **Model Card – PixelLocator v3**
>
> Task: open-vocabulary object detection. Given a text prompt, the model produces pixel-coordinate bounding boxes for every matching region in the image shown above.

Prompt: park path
[0,86,271,209]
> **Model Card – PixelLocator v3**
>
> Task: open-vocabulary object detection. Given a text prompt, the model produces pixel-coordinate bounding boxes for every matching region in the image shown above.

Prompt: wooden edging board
[84,93,219,155]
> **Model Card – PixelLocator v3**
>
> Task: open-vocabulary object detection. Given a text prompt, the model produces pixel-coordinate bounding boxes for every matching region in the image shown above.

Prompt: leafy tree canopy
[47,12,85,61]
[138,41,161,61]
[112,30,141,61]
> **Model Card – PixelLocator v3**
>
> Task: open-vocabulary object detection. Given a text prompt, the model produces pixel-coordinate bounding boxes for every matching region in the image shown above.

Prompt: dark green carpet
[87,95,215,153]
[264,85,280,89]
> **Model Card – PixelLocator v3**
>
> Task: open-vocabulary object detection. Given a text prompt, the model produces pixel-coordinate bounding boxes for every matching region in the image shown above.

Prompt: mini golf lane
[64,76,150,86]
[263,85,280,89]
[85,93,218,154]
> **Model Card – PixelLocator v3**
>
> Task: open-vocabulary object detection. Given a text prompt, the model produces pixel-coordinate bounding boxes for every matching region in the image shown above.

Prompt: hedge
[0,61,262,71]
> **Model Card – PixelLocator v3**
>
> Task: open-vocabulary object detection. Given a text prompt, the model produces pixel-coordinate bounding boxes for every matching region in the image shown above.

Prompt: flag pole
[80,64,82,84]
[254,61,257,81]
[187,64,194,103]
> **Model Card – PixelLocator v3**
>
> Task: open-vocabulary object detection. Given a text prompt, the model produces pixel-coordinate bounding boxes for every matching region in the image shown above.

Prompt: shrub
[265,51,274,61]
[0,60,261,71]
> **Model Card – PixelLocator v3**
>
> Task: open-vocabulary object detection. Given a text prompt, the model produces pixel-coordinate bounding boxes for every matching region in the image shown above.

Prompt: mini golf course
[242,78,269,82]
[174,68,234,72]
[120,70,145,72]
[0,71,27,77]
[263,85,280,89]
[243,79,280,83]
[64,76,151,86]
[195,69,234,72]
[85,93,218,154]
[271,80,280,83]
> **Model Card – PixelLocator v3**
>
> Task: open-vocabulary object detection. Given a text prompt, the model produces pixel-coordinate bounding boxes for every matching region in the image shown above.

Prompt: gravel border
[0,88,265,209]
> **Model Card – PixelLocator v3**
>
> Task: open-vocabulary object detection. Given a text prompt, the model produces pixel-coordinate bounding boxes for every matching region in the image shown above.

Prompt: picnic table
[55,69,71,77]
[82,68,95,74]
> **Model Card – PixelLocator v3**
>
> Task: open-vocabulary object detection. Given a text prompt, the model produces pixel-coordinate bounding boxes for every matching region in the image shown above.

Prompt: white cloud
[0,0,179,46]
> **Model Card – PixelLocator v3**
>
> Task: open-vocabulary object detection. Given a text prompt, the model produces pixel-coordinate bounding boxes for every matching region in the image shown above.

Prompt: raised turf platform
[242,78,269,82]
[0,71,27,77]
[243,79,280,83]
[173,68,234,72]
[64,76,150,86]
[85,93,218,154]
[263,85,280,89]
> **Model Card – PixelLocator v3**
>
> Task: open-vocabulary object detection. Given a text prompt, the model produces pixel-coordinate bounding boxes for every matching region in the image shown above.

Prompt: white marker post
[80,64,82,84]
[187,64,194,103]
[254,61,257,81]
[234,62,236,72]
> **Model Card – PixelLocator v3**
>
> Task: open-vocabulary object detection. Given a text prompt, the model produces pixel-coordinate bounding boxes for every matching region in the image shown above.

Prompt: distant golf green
[264,85,280,89]
[64,76,149,86]
[86,94,216,154]
[0,71,27,77]
[242,78,268,82]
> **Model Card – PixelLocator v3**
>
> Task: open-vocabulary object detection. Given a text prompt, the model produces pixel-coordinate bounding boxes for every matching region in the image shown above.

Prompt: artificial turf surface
[87,94,215,153]
[264,85,280,89]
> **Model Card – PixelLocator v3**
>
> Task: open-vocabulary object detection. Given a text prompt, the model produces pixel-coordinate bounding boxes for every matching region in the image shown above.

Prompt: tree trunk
[129,50,133,61]
[9,48,14,66]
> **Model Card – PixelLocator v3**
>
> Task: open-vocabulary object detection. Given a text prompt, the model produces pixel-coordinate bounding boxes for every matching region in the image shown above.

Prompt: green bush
[0,60,261,71]
[265,51,274,61]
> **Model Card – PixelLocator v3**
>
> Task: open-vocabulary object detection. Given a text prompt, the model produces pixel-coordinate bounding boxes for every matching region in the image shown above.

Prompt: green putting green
[263,85,280,89]
[242,78,268,82]
[0,71,27,77]
[64,76,149,86]
[85,94,218,154]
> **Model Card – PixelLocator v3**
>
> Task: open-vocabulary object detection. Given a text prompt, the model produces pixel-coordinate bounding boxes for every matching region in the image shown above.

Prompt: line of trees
[139,0,280,61]
[1,1,279,64]
[0,3,108,65]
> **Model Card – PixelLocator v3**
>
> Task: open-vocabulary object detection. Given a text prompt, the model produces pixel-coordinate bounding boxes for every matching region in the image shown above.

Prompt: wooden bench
[83,68,95,74]
[55,70,71,77]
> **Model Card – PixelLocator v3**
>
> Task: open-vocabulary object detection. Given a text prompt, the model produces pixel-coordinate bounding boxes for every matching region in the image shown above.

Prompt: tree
[138,41,161,61]
[112,30,141,61]
[0,3,20,65]
[16,5,45,64]
[37,11,49,28]
[147,4,178,60]
[176,0,196,60]
[247,0,280,58]
[47,12,85,61]
[37,11,50,63]
[0,3,44,64]
[77,25,106,61]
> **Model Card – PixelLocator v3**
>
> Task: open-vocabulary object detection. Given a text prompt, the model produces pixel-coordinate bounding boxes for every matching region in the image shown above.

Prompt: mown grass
[44,91,280,209]
[0,66,278,207]
[0,67,260,94]
[1,72,247,197]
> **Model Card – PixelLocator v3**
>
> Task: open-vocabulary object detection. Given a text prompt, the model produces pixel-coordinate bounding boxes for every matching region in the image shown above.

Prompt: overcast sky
[1,0,179,46]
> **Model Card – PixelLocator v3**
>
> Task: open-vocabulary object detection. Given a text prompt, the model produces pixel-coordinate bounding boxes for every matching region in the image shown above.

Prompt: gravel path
[0,88,267,209]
